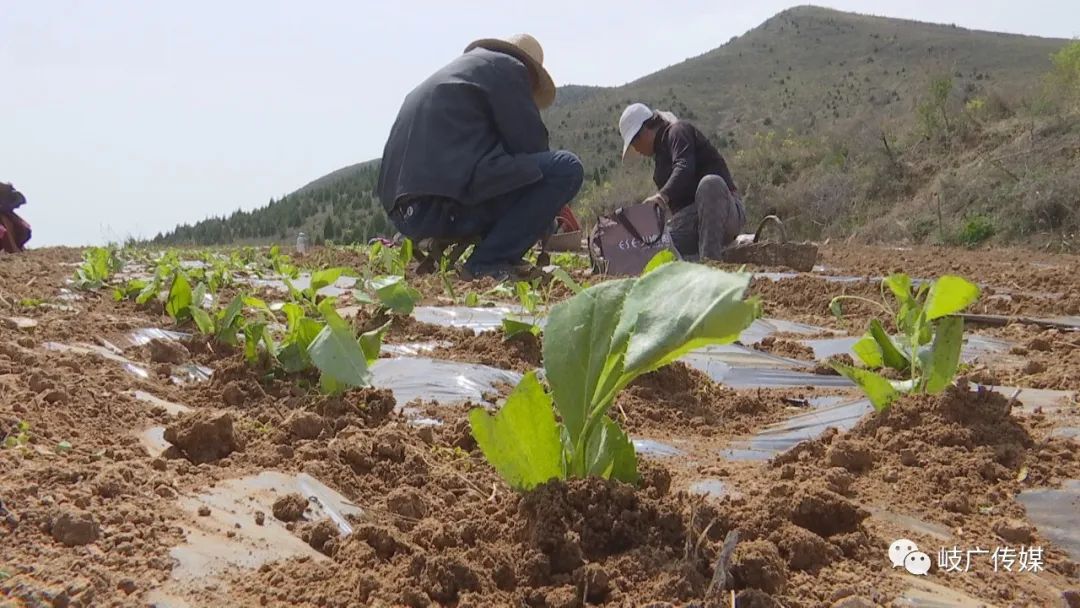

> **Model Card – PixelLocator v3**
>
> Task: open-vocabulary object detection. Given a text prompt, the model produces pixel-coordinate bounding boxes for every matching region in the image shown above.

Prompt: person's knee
[697,174,728,194]
[549,150,584,190]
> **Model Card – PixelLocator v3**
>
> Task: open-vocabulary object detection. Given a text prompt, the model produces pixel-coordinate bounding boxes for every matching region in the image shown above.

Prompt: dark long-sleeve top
[377,48,550,212]
[652,120,737,213]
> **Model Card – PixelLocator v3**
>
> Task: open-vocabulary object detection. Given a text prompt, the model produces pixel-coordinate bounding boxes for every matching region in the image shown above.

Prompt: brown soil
[2,245,1079,608]
[754,336,817,361]
[428,330,543,373]
[620,362,797,436]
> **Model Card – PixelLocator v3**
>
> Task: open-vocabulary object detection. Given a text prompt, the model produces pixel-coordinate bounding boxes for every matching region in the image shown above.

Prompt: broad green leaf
[616,263,758,377]
[219,295,245,329]
[398,238,414,271]
[191,307,215,335]
[294,318,324,349]
[136,279,160,305]
[359,320,391,365]
[215,295,246,345]
[543,278,635,448]
[165,273,193,322]
[317,298,351,332]
[515,282,538,314]
[311,268,345,293]
[503,317,541,339]
[549,267,583,294]
[883,273,914,307]
[464,292,480,307]
[320,373,347,395]
[924,316,964,393]
[277,344,308,373]
[307,323,372,391]
[371,276,420,315]
[352,290,376,305]
[924,275,980,321]
[584,416,638,483]
[868,319,910,371]
[469,372,564,491]
[852,334,884,369]
[243,296,271,312]
[830,363,900,412]
[284,302,304,334]
[192,283,208,310]
[642,250,677,275]
[829,297,844,320]
[244,322,267,364]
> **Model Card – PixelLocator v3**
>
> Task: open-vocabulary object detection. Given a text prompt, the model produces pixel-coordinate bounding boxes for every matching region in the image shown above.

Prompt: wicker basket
[544,230,583,252]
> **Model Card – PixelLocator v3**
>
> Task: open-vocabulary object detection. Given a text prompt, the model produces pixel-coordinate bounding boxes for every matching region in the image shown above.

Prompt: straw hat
[465,34,556,109]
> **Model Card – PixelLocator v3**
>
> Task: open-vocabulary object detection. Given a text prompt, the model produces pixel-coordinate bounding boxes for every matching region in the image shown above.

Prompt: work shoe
[458,263,513,282]
[459,262,543,283]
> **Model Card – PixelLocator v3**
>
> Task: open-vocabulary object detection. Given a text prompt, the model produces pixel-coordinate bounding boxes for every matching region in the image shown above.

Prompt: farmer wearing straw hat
[377,34,583,281]
[618,103,745,261]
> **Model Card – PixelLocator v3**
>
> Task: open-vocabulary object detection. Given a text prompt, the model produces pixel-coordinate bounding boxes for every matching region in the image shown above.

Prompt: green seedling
[283,267,351,308]
[306,299,389,394]
[3,421,31,449]
[191,294,247,346]
[368,238,413,276]
[164,272,195,324]
[643,250,677,275]
[72,246,122,290]
[502,317,541,339]
[354,275,421,316]
[514,281,540,315]
[829,273,981,411]
[470,262,760,491]
[112,279,146,303]
[550,252,591,270]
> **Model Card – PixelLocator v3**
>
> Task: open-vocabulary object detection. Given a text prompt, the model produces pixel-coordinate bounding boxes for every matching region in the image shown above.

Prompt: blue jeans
[391,150,584,272]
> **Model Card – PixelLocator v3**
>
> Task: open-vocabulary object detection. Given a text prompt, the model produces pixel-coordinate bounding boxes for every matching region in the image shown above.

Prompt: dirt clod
[734,587,783,607]
[164,411,239,464]
[826,439,874,472]
[789,488,868,538]
[386,487,428,521]
[1027,337,1052,352]
[831,597,876,608]
[992,518,1035,544]
[288,411,327,440]
[732,540,788,594]
[306,519,339,555]
[149,339,189,364]
[272,493,309,523]
[50,509,100,547]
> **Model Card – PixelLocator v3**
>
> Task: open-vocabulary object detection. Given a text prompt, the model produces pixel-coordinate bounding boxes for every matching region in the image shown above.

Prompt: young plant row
[829,273,981,410]
[469,261,761,490]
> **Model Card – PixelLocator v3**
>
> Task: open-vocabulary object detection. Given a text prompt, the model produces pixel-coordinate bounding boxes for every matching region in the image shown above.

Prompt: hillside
[153,5,1078,249]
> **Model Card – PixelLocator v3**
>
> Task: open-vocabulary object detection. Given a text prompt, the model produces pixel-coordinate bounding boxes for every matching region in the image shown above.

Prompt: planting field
[1,243,1079,608]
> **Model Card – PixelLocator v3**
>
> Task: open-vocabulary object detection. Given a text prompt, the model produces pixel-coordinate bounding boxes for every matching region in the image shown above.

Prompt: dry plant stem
[404,443,488,500]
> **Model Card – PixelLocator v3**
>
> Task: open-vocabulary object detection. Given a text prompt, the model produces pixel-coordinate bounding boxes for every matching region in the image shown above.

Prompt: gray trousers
[668,175,746,261]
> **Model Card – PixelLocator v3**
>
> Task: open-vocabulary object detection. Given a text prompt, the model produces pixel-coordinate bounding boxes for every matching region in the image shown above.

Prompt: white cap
[619,103,653,159]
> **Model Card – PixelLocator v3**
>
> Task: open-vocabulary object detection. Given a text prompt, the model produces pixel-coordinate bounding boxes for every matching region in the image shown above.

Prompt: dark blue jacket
[377,48,550,213]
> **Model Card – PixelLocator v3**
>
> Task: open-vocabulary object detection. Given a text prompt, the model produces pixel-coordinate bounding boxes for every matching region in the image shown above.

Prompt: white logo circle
[889,538,919,568]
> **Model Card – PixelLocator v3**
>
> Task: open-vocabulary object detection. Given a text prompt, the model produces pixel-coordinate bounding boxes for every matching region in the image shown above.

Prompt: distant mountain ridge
[152,5,1074,247]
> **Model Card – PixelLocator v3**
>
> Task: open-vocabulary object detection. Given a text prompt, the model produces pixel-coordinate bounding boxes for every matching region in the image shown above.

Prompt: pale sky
[3,1,1077,247]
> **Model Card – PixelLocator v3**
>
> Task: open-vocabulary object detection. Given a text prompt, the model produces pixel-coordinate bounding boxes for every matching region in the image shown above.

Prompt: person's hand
[643,193,669,214]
